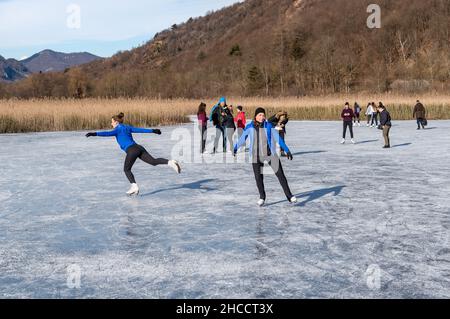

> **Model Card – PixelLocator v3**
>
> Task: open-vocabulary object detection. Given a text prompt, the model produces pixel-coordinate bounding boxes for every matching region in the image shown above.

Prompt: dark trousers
[343,121,354,139]
[252,158,293,201]
[354,113,360,123]
[199,125,207,153]
[124,144,169,184]
[417,118,425,129]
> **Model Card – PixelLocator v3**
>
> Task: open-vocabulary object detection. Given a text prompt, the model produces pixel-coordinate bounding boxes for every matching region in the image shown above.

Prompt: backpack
[211,106,221,126]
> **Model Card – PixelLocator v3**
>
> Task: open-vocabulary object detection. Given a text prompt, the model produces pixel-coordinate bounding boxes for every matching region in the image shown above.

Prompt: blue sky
[0,0,241,60]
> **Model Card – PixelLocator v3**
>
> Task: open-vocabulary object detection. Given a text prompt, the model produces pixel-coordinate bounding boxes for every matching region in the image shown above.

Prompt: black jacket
[380,110,392,126]
[222,108,236,129]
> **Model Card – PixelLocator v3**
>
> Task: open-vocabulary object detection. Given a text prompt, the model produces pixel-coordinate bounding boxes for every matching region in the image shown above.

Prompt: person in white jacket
[365,103,374,127]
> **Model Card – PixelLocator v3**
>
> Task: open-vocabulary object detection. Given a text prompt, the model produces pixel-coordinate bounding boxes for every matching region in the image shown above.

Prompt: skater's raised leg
[139,146,169,166]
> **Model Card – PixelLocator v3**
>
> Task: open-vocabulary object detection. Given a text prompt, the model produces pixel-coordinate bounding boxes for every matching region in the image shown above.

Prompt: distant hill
[21,50,102,73]
[0,50,102,83]
[2,0,449,98]
[0,55,29,82]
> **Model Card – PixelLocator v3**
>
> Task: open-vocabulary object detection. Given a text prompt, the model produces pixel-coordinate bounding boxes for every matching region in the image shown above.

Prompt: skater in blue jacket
[85,112,181,196]
[234,107,297,207]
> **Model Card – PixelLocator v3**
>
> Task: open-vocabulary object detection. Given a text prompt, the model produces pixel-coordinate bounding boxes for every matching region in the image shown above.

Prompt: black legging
[200,125,207,153]
[124,144,169,184]
[252,157,293,201]
[343,121,354,139]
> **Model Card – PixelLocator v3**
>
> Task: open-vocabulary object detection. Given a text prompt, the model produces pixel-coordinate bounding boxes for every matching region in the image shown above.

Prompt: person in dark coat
[341,102,355,144]
[210,97,227,153]
[378,102,392,148]
[222,105,236,152]
[413,100,427,130]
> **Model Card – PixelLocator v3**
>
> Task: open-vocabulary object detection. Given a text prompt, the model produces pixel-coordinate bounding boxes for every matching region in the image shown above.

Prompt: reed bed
[1,95,450,133]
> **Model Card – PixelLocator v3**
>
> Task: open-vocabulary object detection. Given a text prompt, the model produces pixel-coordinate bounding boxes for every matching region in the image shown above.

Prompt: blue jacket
[233,120,291,159]
[96,124,155,152]
[209,97,227,124]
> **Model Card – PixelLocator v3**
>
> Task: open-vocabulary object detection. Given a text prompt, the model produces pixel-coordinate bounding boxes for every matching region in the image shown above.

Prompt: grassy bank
[1,95,450,133]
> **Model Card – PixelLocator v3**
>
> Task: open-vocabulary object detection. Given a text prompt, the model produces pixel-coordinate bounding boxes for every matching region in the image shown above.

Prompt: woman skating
[85,112,181,196]
[234,107,297,207]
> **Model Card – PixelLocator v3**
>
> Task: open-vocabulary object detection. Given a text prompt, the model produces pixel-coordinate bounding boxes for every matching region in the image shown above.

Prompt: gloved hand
[85,132,97,138]
[153,129,162,135]
[286,152,293,161]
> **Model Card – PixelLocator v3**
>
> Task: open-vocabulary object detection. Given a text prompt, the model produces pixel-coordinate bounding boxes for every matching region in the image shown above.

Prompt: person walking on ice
[233,107,297,207]
[85,112,181,196]
[341,102,355,144]
[413,100,427,130]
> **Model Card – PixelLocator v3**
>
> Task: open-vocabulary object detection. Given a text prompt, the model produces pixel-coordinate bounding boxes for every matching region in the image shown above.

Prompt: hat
[254,107,266,118]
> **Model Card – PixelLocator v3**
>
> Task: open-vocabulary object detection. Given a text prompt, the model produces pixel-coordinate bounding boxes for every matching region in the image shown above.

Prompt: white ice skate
[257,199,265,207]
[351,139,355,144]
[168,160,181,174]
[290,196,298,204]
[340,139,346,144]
[126,183,140,196]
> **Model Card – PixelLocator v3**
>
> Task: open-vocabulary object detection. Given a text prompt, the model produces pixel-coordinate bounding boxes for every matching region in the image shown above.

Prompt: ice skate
[126,183,140,196]
[257,199,265,207]
[168,160,181,174]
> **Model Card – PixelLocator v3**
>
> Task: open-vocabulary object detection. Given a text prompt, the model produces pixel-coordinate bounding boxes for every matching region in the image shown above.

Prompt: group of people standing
[341,101,392,148]
[342,100,428,148]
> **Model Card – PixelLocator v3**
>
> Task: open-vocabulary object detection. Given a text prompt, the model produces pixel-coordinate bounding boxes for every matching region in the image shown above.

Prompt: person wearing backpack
[210,97,227,153]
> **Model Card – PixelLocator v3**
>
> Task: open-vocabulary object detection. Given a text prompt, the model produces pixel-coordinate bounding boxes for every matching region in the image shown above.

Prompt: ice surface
[0,121,449,298]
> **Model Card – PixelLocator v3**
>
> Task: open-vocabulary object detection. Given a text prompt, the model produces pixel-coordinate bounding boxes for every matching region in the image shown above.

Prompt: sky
[0,0,241,60]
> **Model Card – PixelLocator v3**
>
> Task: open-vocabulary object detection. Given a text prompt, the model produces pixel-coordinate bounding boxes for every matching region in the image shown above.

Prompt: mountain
[2,0,449,97]
[0,50,102,83]
[0,55,29,82]
[21,50,102,73]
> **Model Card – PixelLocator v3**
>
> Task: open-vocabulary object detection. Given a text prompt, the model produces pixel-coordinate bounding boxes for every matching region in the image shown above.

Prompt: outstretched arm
[130,127,156,134]
[86,127,118,137]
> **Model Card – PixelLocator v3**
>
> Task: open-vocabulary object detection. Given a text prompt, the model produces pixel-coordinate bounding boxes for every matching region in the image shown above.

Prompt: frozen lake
[0,120,449,298]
